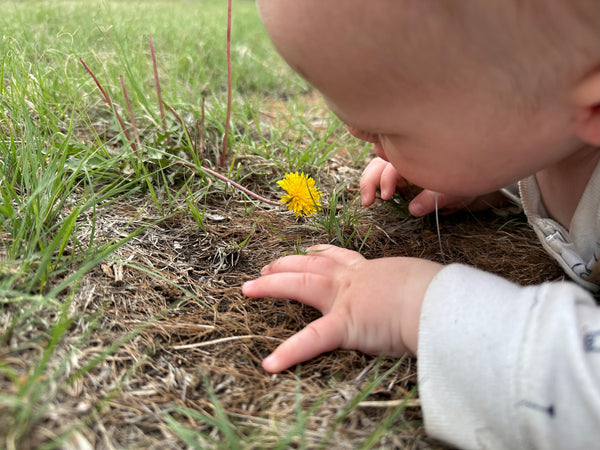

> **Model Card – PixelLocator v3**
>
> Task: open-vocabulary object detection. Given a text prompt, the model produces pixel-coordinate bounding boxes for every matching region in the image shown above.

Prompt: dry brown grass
[0,147,565,449]
[0,84,567,448]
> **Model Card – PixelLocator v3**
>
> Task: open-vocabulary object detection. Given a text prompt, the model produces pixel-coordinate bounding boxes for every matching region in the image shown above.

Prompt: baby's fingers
[242,272,335,312]
[260,245,364,276]
[360,157,388,206]
[262,314,345,373]
[409,190,475,217]
[379,163,403,200]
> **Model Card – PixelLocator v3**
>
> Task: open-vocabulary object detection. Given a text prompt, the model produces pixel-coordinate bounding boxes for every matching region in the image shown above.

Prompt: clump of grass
[164,359,415,448]
[80,32,284,216]
[0,33,139,294]
[0,26,157,447]
[317,180,370,249]
[0,2,432,449]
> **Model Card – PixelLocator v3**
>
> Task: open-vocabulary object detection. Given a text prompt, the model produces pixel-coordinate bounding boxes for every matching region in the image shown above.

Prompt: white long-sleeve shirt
[418,162,600,449]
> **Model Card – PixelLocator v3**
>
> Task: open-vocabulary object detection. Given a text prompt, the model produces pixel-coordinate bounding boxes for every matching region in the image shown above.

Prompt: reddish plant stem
[149,35,166,131]
[120,75,141,153]
[80,58,136,153]
[220,0,233,167]
[175,160,280,207]
[167,103,279,207]
[165,102,194,150]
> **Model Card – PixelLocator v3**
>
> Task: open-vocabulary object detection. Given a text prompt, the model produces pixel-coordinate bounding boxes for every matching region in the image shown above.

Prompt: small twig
[120,75,141,153]
[80,58,136,153]
[175,159,281,207]
[149,35,166,131]
[220,0,233,167]
[171,335,283,350]
[167,102,280,207]
[358,399,421,408]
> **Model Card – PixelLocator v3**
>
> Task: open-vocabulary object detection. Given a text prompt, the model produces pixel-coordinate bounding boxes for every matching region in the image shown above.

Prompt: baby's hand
[360,157,492,216]
[242,245,443,373]
[360,157,405,207]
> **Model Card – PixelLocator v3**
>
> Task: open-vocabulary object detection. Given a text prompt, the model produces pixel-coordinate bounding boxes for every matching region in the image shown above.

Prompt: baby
[242,1,600,448]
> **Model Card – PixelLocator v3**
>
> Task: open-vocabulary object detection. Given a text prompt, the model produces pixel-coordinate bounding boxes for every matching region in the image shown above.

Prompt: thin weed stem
[165,102,191,145]
[120,75,141,153]
[199,96,206,160]
[220,0,233,167]
[80,58,136,153]
[175,160,280,207]
[149,34,166,131]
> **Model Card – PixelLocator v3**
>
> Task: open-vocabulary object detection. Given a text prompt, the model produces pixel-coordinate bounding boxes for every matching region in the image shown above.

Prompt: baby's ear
[571,68,600,146]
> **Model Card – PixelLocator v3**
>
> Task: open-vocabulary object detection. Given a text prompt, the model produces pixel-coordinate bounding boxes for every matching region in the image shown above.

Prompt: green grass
[0,1,414,448]
[165,360,415,449]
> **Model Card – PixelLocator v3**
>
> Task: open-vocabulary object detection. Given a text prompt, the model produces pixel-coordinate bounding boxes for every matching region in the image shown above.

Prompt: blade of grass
[170,376,241,450]
[149,34,166,131]
[319,358,405,449]
[120,74,142,152]
[220,0,233,167]
[360,386,418,449]
[80,58,136,153]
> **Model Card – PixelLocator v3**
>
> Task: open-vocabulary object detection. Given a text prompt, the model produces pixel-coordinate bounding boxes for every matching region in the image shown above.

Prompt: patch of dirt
[29,177,563,448]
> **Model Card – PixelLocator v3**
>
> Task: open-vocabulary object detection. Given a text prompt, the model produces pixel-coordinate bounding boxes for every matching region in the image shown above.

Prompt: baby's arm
[242,244,442,373]
[244,244,600,447]
[420,264,600,449]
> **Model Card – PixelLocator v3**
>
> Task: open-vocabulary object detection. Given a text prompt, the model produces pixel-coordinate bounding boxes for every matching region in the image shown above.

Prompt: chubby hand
[242,245,443,373]
[360,156,407,206]
[360,157,504,216]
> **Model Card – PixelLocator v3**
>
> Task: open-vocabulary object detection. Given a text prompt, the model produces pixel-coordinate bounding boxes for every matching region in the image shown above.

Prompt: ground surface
[6,142,564,449]
[0,1,567,443]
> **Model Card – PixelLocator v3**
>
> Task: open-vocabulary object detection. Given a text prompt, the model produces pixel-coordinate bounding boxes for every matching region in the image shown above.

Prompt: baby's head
[258,0,600,196]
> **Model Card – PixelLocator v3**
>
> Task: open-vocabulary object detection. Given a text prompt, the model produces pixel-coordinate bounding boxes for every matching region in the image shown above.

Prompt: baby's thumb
[262,315,343,373]
[408,190,439,216]
[409,190,473,217]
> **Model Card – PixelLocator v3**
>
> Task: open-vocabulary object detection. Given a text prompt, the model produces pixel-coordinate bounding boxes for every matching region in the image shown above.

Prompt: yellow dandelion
[277,171,322,217]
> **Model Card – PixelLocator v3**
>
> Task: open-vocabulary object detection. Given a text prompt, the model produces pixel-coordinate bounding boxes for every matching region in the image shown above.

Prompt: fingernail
[242,280,254,291]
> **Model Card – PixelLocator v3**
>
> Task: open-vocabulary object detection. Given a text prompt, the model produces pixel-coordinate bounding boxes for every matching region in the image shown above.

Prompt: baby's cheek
[347,126,379,143]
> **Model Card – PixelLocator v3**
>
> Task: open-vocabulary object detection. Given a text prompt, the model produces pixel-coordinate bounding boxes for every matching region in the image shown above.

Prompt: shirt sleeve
[418,263,600,449]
